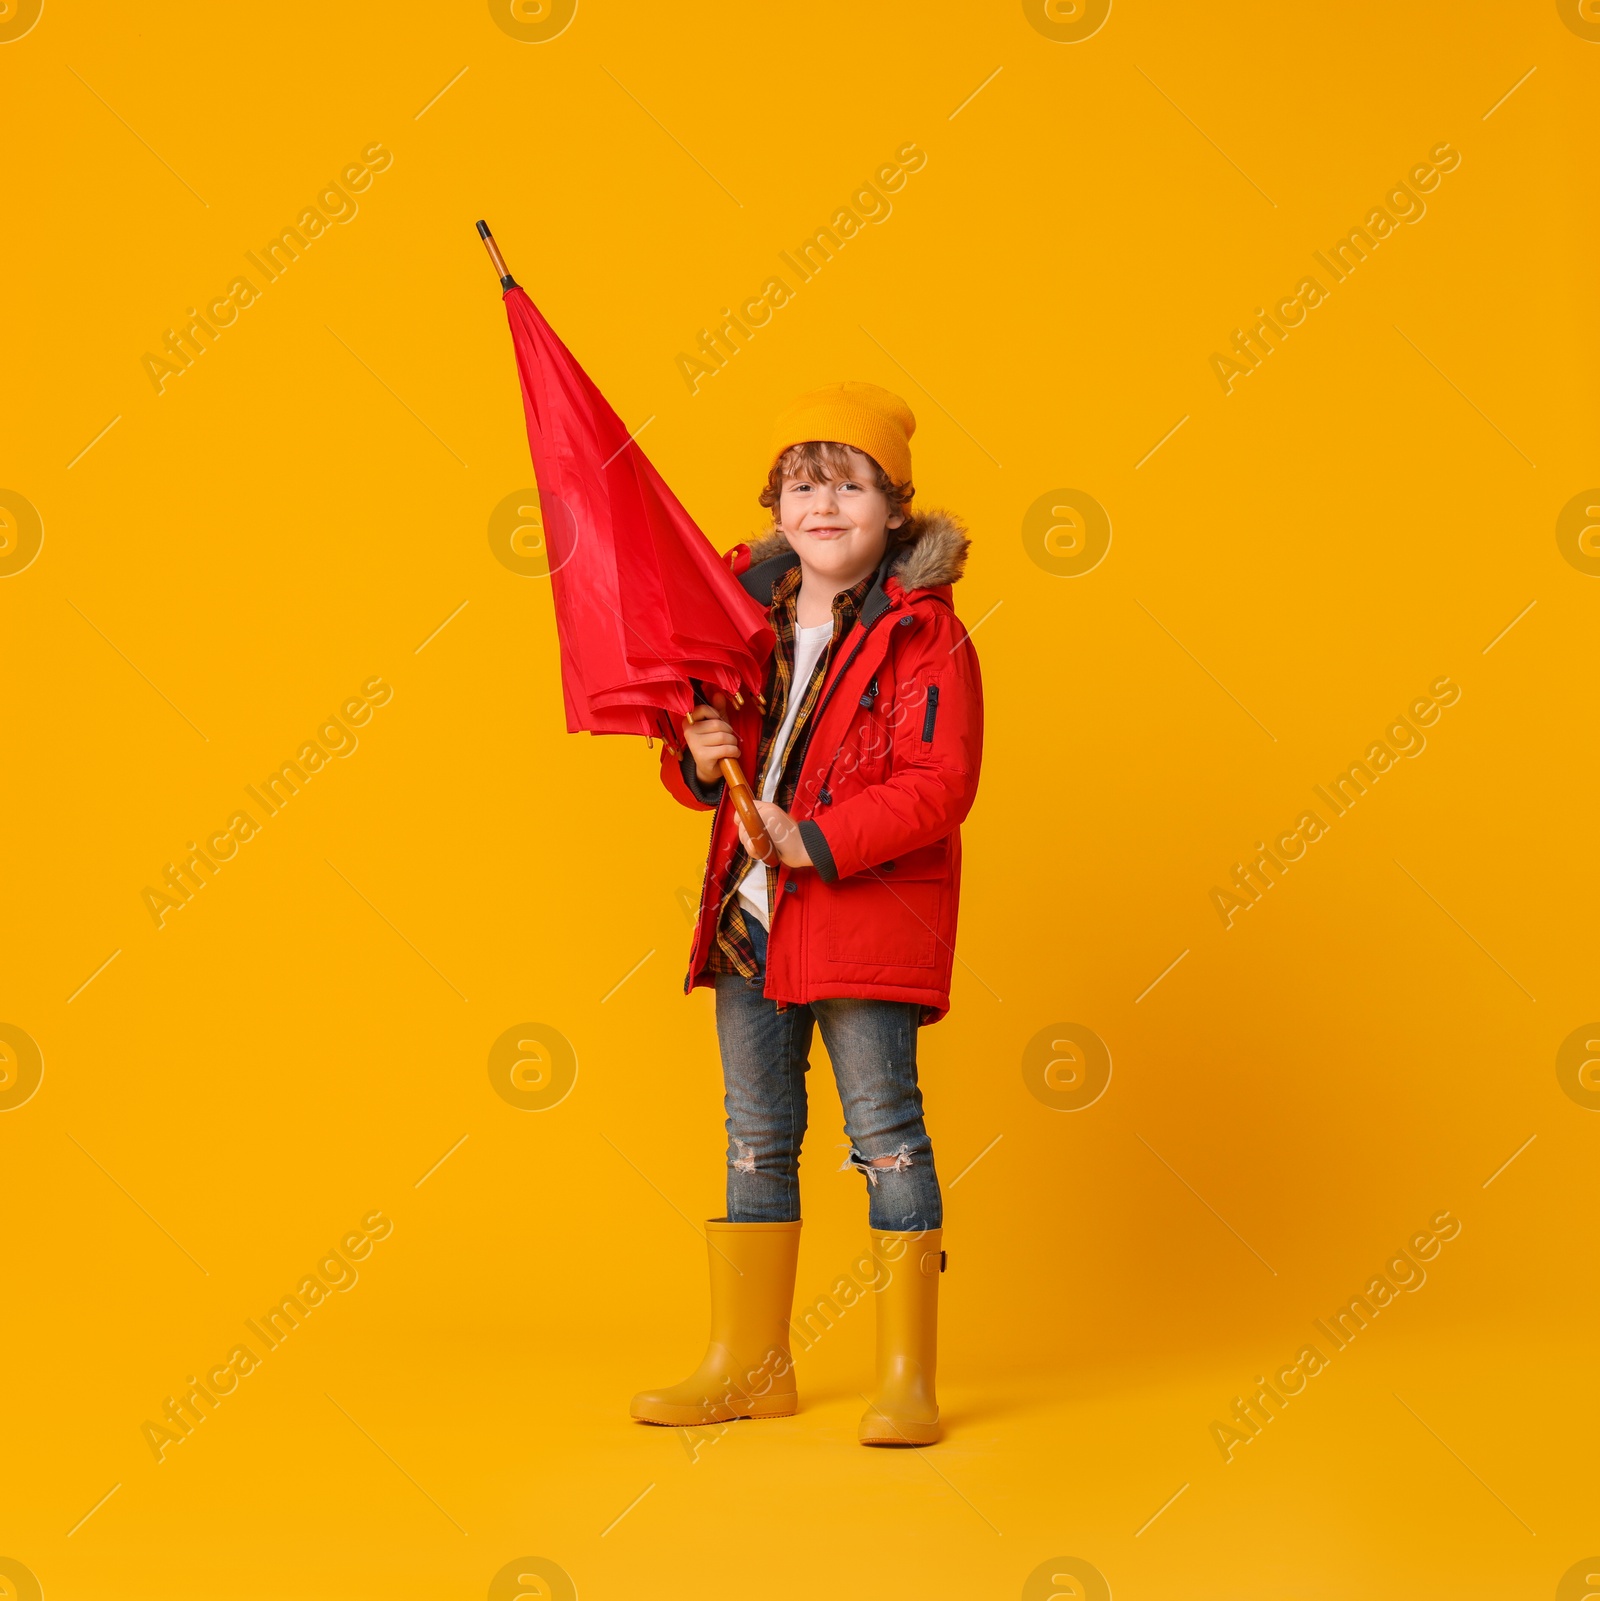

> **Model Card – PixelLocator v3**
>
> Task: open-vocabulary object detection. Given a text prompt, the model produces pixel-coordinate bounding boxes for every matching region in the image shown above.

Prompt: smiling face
[777,443,904,588]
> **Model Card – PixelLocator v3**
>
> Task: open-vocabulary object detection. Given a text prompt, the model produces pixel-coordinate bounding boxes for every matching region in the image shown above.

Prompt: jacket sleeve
[660,740,724,812]
[798,607,984,883]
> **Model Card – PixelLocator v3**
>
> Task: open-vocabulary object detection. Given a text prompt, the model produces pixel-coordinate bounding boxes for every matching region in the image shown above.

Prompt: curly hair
[758,440,921,544]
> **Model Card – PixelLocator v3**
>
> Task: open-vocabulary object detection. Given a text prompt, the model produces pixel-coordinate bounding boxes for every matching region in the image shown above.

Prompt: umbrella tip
[476,218,491,239]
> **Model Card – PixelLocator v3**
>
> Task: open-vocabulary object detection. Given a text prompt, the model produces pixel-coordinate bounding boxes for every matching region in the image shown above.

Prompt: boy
[631,381,983,1446]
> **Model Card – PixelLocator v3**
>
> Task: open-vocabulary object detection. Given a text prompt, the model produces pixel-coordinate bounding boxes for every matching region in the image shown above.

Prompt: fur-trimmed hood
[742,509,970,593]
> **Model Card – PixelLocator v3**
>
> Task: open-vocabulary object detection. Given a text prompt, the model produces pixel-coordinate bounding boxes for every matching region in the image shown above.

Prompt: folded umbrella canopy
[478,220,776,860]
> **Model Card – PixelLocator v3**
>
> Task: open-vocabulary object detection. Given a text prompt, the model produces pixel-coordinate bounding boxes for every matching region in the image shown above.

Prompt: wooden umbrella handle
[476,219,518,290]
[720,757,777,863]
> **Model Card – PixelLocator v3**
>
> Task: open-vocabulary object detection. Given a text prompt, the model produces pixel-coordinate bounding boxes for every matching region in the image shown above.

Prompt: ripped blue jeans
[714,915,942,1231]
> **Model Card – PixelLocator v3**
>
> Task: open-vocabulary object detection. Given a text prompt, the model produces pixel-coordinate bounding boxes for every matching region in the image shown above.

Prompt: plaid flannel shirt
[707,564,875,980]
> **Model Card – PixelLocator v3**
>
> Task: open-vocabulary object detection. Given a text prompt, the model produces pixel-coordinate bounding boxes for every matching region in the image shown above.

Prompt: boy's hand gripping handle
[720,757,777,864]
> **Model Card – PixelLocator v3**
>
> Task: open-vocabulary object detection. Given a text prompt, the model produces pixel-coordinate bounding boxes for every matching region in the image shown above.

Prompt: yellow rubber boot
[630,1220,802,1427]
[859,1228,944,1446]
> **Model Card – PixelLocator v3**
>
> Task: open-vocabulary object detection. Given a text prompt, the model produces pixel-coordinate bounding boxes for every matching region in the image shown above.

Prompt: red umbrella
[478,220,776,860]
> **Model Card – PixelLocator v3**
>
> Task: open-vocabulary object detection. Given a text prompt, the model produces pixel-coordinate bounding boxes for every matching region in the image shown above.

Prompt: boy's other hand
[682,695,740,785]
[739,801,814,869]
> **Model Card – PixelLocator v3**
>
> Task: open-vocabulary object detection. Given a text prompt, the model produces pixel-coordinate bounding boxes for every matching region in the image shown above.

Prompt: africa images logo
[674,142,927,394]
[140,143,393,394]
[1209,1209,1461,1461]
[142,677,392,927]
[1209,142,1461,394]
[141,1212,392,1461]
[1210,676,1460,927]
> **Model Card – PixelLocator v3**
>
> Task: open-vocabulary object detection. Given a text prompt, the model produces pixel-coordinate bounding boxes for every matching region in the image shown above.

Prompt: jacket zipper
[690,604,888,987]
[791,609,892,786]
[921,684,940,743]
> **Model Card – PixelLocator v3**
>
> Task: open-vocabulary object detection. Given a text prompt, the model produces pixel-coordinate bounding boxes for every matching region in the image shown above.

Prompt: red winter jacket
[660,512,983,1024]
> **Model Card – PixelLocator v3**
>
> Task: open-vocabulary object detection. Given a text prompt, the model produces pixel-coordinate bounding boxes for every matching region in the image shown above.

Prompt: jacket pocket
[824,846,947,970]
[921,684,940,743]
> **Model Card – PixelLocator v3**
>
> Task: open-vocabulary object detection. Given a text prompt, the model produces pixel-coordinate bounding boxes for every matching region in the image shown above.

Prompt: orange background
[1,1,1595,1596]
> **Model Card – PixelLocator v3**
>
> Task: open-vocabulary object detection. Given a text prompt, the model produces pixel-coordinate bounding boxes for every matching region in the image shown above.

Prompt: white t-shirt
[739,619,833,930]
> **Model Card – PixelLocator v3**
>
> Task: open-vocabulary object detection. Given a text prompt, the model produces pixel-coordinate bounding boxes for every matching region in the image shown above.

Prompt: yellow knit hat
[768,381,916,492]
